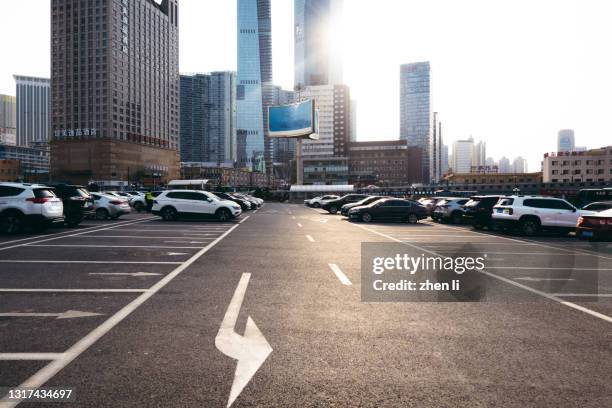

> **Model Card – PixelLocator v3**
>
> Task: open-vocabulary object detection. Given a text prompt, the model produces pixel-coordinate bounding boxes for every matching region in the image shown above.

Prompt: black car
[49,184,95,227]
[462,195,503,229]
[213,192,252,211]
[340,196,385,216]
[348,198,427,223]
[321,194,369,214]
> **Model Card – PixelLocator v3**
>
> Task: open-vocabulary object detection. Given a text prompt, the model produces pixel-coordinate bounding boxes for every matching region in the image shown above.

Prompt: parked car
[461,195,504,229]
[90,193,131,220]
[341,196,385,216]
[419,197,452,216]
[234,193,262,209]
[492,196,581,236]
[0,183,64,234]
[49,184,95,227]
[212,192,253,211]
[322,194,369,214]
[152,190,242,222]
[348,198,427,223]
[304,195,340,208]
[580,201,612,214]
[432,198,469,223]
[576,208,612,241]
[125,192,147,212]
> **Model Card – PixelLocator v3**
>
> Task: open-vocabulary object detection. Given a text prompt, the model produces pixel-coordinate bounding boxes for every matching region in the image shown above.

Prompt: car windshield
[464,198,481,207]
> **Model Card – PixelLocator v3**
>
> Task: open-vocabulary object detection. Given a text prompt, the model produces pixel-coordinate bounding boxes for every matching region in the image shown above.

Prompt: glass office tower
[237,0,273,172]
[400,61,431,183]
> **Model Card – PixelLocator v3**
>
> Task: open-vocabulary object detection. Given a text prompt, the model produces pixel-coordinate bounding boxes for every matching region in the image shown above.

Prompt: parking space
[0,212,242,392]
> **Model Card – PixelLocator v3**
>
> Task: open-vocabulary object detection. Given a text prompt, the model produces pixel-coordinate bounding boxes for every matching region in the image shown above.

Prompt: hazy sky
[1,0,610,171]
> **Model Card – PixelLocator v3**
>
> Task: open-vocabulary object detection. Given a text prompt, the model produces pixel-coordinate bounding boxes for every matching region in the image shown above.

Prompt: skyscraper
[294,0,343,88]
[400,62,431,182]
[452,138,474,174]
[429,112,443,183]
[14,76,50,148]
[180,72,237,167]
[0,95,17,146]
[237,0,273,172]
[512,156,528,173]
[50,0,180,185]
[557,129,575,152]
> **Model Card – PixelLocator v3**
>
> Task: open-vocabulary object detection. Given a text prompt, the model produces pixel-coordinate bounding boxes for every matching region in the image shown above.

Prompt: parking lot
[0,203,610,407]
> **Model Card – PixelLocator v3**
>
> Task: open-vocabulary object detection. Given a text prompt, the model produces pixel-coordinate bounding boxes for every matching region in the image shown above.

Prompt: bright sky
[1,0,610,172]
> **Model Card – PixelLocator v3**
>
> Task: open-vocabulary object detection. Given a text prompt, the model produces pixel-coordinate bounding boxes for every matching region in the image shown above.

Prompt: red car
[576,208,612,241]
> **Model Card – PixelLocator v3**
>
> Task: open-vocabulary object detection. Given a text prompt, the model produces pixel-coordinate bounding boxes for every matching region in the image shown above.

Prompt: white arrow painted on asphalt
[215,273,272,408]
[89,272,162,277]
[514,277,576,282]
[0,310,103,319]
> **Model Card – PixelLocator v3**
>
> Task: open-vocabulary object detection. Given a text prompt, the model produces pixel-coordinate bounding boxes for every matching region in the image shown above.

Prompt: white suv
[492,195,581,236]
[0,183,64,234]
[152,190,242,222]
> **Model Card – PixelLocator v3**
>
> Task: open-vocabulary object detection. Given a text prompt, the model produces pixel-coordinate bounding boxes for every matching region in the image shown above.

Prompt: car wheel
[520,217,540,236]
[329,206,338,214]
[451,211,463,224]
[361,212,373,223]
[313,202,320,208]
[133,201,144,212]
[407,213,419,224]
[161,207,178,221]
[216,208,231,222]
[1,212,24,234]
[95,208,109,220]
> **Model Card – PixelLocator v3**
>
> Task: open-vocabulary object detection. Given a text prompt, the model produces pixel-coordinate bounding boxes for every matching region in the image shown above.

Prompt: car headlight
[232,205,240,210]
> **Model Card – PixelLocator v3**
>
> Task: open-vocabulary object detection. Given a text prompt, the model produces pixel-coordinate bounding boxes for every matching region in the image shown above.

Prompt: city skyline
[0,0,609,172]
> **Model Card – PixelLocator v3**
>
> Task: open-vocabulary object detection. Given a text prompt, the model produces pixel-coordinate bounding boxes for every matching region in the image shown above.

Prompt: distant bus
[575,188,612,207]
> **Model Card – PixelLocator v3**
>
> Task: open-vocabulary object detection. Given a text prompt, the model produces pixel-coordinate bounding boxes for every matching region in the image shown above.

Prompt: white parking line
[239,215,250,224]
[552,293,612,297]
[0,218,156,252]
[297,223,303,228]
[306,235,315,242]
[27,244,202,249]
[107,229,227,233]
[351,223,612,324]
[329,264,352,285]
[0,289,147,293]
[0,260,182,265]
[292,216,296,220]
[0,223,242,407]
[0,353,63,361]
[73,235,215,239]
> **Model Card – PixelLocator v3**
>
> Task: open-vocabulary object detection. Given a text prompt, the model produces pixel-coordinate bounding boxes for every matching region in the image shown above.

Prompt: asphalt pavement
[0,204,610,407]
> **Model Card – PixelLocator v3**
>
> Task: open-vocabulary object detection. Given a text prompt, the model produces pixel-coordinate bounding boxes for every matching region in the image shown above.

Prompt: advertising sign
[268,100,318,139]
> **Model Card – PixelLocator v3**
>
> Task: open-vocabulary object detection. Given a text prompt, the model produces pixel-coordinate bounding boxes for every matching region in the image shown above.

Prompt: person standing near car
[145,190,154,213]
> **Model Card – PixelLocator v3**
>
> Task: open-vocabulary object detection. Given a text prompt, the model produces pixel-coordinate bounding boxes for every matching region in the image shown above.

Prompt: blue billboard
[268,100,318,139]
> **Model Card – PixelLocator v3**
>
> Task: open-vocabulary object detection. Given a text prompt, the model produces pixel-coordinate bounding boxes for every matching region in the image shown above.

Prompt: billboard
[268,100,318,139]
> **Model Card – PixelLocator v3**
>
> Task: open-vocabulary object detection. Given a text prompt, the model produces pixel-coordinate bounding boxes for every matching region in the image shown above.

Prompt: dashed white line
[0,353,63,361]
[329,264,352,285]
[306,235,315,243]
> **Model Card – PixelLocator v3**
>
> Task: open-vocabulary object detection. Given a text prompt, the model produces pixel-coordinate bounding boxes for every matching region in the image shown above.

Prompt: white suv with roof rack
[492,195,582,236]
[0,183,64,234]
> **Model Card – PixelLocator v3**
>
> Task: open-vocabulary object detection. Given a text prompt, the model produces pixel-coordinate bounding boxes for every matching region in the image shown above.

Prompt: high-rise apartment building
[498,156,511,173]
[14,76,50,148]
[350,99,357,142]
[50,0,180,185]
[180,72,236,167]
[557,129,575,152]
[0,95,17,146]
[429,112,443,183]
[472,140,487,167]
[237,0,273,172]
[400,62,431,182]
[512,156,528,173]
[452,138,474,174]
[294,0,343,88]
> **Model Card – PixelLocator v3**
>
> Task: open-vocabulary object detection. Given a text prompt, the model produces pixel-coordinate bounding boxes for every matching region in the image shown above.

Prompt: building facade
[237,0,273,172]
[0,145,49,180]
[512,156,528,174]
[429,112,443,183]
[180,72,236,166]
[270,86,296,182]
[0,160,22,182]
[452,138,474,174]
[294,0,343,88]
[50,0,180,185]
[543,146,612,183]
[348,140,422,186]
[400,62,431,183]
[14,76,50,148]
[557,129,575,152]
[181,163,271,188]
[0,95,17,146]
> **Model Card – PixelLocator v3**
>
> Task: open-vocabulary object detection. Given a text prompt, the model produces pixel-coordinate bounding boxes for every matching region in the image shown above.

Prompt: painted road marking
[297,223,303,228]
[215,273,272,408]
[0,310,103,319]
[551,293,612,297]
[352,223,612,324]
[164,241,208,244]
[77,235,214,240]
[0,260,182,265]
[306,235,315,243]
[0,353,63,361]
[0,289,147,293]
[329,264,352,285]
[89,272,162,277]
[515,277,576,282]
[239,215,250,224]
[0,218,156,252]
[27,244,202,249]
[0,223,241,407]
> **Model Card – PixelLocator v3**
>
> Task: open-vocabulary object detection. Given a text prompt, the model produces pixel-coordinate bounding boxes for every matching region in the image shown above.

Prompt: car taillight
[26,197,51,204]
[110,200,124,205]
